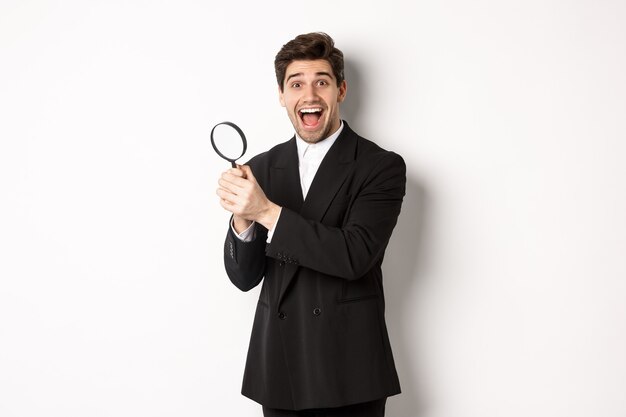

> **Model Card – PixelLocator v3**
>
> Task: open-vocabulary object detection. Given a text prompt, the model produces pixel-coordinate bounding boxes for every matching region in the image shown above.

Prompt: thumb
[238,164,257,183]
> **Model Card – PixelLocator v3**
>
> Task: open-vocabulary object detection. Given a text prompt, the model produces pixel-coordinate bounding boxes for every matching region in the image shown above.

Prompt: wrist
[233,216,253,234]
[258,202,281,231]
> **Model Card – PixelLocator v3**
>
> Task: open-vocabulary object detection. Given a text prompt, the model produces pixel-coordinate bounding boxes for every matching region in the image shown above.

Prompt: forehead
[285,59,335,79]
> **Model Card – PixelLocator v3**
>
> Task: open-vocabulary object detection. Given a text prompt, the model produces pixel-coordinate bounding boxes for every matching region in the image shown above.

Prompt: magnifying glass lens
[212,124,245,163]
[211,121,247,167]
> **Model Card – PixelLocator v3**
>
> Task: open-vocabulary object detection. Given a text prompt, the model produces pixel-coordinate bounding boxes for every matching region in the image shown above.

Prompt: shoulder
[351,129,406,173]
[244,136,294,171]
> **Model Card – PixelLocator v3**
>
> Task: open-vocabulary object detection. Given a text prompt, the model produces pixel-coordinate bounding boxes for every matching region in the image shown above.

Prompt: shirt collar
[295,120,344,161]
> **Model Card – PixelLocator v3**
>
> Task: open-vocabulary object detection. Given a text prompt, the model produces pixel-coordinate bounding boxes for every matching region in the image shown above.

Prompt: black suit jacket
[224,122,405,410]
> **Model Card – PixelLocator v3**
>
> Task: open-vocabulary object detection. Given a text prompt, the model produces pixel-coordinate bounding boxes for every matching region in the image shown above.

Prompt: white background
[1,1,625,416]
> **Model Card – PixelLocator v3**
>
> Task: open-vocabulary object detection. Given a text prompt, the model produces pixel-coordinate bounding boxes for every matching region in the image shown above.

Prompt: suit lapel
[300,126,356,221]
[277,124,358,306]
[268,137,303,211]
[268,138,302,310]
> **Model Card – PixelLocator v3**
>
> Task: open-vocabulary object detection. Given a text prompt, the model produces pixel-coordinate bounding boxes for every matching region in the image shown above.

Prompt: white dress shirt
[232,121,344,242]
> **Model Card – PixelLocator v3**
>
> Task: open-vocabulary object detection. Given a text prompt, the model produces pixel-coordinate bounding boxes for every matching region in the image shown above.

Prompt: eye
[291,82,301,88]
[317,80,328,86]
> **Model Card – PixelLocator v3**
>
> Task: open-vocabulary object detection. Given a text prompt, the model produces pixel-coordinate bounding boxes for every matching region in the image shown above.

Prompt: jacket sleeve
[223,221,267,291]
[265,152,406,280]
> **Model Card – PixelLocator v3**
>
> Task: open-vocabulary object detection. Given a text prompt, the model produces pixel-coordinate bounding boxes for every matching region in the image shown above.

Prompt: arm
[218,152,406,281]
[223,221,267,291]
[267,152,406,280]
[218,166,272,291]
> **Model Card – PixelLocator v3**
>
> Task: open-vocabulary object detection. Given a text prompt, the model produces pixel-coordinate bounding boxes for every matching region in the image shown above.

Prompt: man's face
[279,59,347,144]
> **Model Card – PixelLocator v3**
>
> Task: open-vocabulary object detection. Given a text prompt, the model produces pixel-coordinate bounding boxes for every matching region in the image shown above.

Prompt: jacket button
[313,308,322,316]
[278,312,287,320]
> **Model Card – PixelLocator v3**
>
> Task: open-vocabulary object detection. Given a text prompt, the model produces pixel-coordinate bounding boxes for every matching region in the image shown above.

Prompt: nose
[302,84,319,102]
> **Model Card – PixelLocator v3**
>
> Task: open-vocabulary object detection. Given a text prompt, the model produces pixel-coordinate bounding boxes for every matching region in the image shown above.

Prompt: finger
[228,167,246,178]
[218,177,240,194]
[219,198,236,213]
[239,165,257,183]
[217,187,240,204]
[234,164,248,179]
[220,172,249,190]
[218,194,245,216]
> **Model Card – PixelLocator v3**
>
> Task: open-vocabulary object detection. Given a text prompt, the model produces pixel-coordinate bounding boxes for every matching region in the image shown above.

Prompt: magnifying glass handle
[231,161,237,168]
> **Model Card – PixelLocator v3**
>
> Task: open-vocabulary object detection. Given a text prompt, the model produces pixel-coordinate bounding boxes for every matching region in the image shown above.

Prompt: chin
[299,124,332,143]
[297,129,326,144]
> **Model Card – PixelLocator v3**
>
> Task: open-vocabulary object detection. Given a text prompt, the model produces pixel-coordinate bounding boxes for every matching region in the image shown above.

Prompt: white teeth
[300,108,322,113]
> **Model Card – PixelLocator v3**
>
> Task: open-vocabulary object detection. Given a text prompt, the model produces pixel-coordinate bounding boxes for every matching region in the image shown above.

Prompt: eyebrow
[285,71,334,83]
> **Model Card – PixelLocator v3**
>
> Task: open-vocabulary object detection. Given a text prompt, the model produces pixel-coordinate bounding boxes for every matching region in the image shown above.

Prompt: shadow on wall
[385,177,430,417]
[343,58,431,417]
[342,58,363,127]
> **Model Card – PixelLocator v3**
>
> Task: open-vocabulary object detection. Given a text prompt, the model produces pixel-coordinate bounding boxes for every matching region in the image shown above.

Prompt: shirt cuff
[230,218,256,242]
[266,207,282,243]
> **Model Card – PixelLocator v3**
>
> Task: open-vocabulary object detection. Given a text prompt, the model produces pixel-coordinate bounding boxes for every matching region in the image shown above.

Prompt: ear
[337,80,347,103]
[278,86,286,107]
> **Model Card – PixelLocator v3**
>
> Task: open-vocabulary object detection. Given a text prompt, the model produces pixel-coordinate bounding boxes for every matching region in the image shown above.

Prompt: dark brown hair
[274,32,344,92]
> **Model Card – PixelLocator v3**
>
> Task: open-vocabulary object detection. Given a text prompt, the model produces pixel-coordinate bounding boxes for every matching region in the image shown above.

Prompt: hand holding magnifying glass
[211,121,247,168]
[213,120,281,233]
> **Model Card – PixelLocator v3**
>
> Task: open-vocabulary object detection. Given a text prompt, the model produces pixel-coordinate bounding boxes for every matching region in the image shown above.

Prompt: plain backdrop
[1,1,625,416]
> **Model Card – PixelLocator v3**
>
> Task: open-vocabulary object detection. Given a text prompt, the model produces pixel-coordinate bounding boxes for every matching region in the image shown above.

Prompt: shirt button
[278,312,287,320]
[313,308,322,316]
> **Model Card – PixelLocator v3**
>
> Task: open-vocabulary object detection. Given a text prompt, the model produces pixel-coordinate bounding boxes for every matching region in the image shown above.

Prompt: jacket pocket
[337,275,379,303]
[337,294,379,304]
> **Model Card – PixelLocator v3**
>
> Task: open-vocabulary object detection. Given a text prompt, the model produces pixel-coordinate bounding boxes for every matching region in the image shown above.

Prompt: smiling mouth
[299,107,323,127]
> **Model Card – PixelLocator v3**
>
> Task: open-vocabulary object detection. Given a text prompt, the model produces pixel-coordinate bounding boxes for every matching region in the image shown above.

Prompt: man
[217,32,405,417]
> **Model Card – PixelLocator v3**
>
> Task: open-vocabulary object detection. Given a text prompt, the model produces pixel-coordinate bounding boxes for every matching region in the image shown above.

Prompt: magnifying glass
[211,121,247,168]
